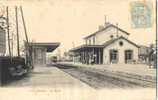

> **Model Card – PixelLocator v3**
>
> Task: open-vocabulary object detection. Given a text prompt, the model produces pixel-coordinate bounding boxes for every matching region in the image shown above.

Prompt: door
[35,48,44,65]
[109,50,118,64]
[125,50,133,64]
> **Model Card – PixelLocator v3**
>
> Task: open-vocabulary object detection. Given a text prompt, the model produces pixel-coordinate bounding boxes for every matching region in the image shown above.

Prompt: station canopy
[70,44,104,52]
[29,42,60,52]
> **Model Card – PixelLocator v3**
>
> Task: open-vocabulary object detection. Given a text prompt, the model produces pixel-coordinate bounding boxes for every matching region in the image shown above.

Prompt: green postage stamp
[130,1,153,28]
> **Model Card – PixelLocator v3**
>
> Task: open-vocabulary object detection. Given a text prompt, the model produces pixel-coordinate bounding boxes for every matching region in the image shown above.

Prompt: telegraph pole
[6,6,11,57]
[20,6,29,44]
[11,32,14,56]
[20,6,33,68]
[15,6,20,57]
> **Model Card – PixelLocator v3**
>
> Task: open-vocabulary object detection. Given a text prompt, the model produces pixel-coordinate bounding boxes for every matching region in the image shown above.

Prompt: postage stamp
[130,1,153,28]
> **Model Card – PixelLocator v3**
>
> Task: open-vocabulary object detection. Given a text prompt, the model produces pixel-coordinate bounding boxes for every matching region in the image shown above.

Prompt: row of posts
[73,48,102,64]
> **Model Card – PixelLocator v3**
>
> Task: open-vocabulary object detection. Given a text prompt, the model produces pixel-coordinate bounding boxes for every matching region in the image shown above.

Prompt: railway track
[54,64,156,89]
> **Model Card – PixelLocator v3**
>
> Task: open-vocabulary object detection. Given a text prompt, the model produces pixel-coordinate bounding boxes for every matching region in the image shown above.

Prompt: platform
[58,62,156,81]
[2,65,95,100]
[5,65,93,89]
[0,64,156,100]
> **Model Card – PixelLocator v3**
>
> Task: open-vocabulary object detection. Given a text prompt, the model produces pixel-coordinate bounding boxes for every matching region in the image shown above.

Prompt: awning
[70,44,104,52]
[29,42,60,52]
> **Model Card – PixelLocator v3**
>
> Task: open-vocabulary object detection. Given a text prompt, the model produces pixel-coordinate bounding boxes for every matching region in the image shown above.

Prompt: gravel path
[54,64,156,89]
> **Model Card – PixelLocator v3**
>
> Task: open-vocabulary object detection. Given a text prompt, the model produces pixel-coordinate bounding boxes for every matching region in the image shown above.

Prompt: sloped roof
[84,24,130,39]
[69,44,104,52]
[70,36,139,52]
[29,42,60,52]
[103,36,140,48]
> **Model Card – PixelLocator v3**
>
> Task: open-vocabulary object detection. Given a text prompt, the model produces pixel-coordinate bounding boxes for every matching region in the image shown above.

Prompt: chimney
[104,15,110,27]
[98,25,104,30]
[116,23,119,37]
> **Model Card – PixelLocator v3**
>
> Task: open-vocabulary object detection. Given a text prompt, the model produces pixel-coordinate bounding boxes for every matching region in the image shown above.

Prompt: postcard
[0,0,156,100]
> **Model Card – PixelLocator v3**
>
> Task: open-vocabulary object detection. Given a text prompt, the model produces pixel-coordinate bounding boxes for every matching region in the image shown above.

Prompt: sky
[1,0,156,56]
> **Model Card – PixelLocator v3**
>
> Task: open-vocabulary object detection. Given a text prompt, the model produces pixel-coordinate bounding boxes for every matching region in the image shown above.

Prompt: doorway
[125,50,133,64]
[109,50,118,64]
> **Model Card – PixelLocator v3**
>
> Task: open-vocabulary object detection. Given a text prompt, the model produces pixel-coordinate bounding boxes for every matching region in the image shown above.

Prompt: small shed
[28,42,60,65]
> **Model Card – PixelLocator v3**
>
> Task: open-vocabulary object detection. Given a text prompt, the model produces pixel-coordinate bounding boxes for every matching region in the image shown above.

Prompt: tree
[148,43,156,68]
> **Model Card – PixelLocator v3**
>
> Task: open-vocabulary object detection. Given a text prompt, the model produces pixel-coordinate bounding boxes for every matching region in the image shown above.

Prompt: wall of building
[95,27,128,45]
[103,38,139,64]
[32,47,47,65]
[138,46,150,56]
[85,27,129,46]
[85,35,96,45]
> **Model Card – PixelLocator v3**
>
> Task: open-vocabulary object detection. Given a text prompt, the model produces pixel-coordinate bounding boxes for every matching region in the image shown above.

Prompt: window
[125,50,133,60]
[119,41,123,46]
[110,50,118,60]
[93,37,95,45]
[85,40,88,45]
[110,35,114,39]
[89,39,91,45]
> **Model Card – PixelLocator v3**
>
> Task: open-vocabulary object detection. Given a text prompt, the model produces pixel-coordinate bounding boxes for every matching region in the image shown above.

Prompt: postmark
[130,1,153,28]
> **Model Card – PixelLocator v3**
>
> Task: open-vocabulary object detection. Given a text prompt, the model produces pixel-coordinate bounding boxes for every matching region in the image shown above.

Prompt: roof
[70,44,104,52]
[29,42,60,52]
[70,36,139,52]
[84,24,130,39]
[103,36,140,48]
[139,45,149,48]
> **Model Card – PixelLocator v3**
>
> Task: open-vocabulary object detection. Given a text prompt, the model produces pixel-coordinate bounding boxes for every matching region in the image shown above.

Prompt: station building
[70,22,140,64]
[27,42,60,65]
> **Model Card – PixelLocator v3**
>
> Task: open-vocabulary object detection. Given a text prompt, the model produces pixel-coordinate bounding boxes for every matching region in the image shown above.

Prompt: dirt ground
[55,64,156,89]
